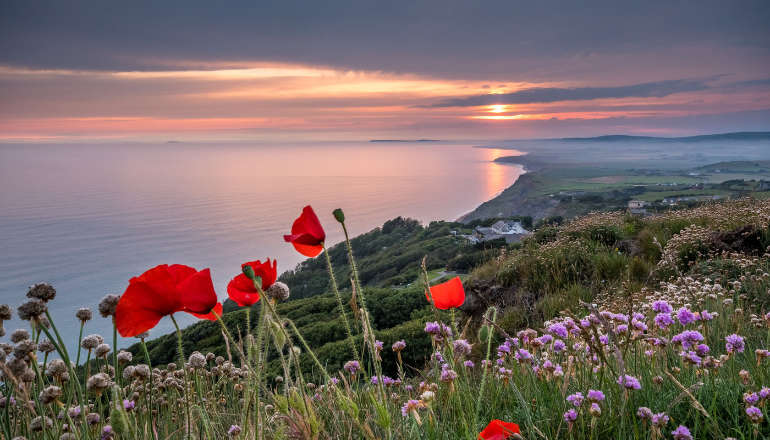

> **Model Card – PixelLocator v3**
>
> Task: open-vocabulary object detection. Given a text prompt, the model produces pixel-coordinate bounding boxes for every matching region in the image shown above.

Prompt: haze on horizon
[1,0,769,142]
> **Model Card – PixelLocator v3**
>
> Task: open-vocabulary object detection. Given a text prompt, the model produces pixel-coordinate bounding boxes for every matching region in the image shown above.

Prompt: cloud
[427,79,711,107]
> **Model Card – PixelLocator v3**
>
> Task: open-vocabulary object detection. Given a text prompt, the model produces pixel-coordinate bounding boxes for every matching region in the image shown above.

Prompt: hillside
[7,198,770,438]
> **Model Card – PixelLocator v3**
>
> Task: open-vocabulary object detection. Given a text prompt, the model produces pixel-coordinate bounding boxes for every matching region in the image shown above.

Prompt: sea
[0,141,525,354]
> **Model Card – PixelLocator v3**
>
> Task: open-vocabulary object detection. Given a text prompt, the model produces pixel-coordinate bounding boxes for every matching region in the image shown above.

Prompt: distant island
[558,131,770,142]
[369,139,442,143]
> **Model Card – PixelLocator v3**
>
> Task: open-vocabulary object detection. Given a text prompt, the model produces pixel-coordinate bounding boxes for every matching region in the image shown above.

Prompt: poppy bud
[242,265,256,280]
[333,208,345,223]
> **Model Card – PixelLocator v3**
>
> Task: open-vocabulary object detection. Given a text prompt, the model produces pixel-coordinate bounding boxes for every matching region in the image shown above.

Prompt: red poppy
[227,259,277,307]
[283,205,326,257]
[478,419,520,440]
[189,302,223,321]
[115,264,219,337]
[425,276,465,310]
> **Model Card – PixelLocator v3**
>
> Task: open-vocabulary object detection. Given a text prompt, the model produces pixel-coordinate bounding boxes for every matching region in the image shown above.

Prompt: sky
[1,0,769,141]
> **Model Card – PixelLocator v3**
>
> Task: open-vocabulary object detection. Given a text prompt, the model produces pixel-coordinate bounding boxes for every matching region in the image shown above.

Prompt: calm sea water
[0,141,524,354]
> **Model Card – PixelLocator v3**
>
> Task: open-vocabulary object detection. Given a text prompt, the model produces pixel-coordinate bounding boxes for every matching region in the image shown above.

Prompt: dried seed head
[133,364,150,380]
[30,415,53,432]
[38,339,56,354]
[75,308,92,322]
[27,283,56,302]
[86,412,101,425]
[188,352,206,369]
[13,340,37,359]
[7,357,29,377]
[0,304,11,321]
[39,385,62,405]
[98,294,121,318]
[47,359,68,377]
[266,281,290,302]
[17,299,47,321]
[10,329,29,343]
[86,373,111,394]
[95,343,111,358]
[81,334,103,350]
[117,351,132,364]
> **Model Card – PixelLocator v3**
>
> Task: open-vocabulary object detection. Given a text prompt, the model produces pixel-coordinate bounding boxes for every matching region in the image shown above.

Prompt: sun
[489,104,508,113]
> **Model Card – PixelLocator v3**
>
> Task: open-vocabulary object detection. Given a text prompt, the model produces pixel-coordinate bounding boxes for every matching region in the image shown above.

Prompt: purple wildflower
[343,360,361,375]
[676,307,696,326]
[227,424,242,436]
[514,349,532,362]
[695,343,710,356]
[637,407,652,419]
[671,425,692,440]
[759,387,770,399]
[122,399,135,411]
[744,392,760,405]
[699,310,714,321]
[652,412,669,427]
[392,340,406,352]
[617,374,641,390]
[746,406,764,423]
[453,339,472,356]
[463,360,474,368]
[566,392,584,407]
[563,409,578,423]
[726,334,745,354]
[440,368,458,383]
[553,339,566,352]
[654,313,674,330]
[652,300,672,314]
[548,323,568,339]
[587,389,605,402]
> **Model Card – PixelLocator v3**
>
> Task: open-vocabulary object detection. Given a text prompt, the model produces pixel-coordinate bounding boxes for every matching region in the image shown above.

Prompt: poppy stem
[169,314,192,439]
[323,244,358,362]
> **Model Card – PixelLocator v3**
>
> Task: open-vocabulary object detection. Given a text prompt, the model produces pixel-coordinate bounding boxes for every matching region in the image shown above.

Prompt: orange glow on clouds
[0,61,767,140]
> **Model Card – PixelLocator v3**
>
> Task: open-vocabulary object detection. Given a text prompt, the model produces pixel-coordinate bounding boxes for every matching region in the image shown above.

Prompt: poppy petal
[291,242,324,257]
[427,276,465,310]
[284,206,325,257]
[227,274,261,307]
[187,302,223,321]
[478,419,520,440]
[115,281,168,337]
[177,268,218,313]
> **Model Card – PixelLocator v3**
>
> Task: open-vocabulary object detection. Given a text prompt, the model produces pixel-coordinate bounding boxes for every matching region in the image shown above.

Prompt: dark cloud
[0,0,768,79]
[426,79,710,107]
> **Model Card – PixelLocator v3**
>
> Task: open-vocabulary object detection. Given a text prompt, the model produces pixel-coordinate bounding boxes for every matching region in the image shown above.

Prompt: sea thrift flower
[700,310,714,321]
[426,276,465,309]
[587,389,605,402]
[283,205,326,257]
[76,308,92,322]
[617,374,641,390]
[343,360,361,375]
[440,368,458,383]
[589,402,602,417]
[228,425,242,436]
[514,349,532,362]
[652,300,672,314]
[548,323,568,338]
[392,340,406,352]
[553,339,566,352]
[652,412,669,427]
[453,339,472,356]
[227,259,277,307]
[654,313,674,330]
[637,407,653,420]
[123,399,135,411]
[401,399,425,423]
[478,419,520,439]
[744,392,760,405]
[464,360,474,368]
[563,409,578,424]
[671,425,692,440]
[676,307,696,326]
[27,283,56,302]
[114,264,220,336]
[566,392,584,407]
[746,406,763,423]
[726,334,745,354]
[759,387,770,399]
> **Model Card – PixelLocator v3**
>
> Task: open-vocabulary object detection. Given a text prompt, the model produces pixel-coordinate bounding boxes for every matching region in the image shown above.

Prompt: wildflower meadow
[2,201,770,439]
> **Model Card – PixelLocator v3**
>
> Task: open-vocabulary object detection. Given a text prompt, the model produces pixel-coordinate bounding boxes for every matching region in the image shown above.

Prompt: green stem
[170,314,192,438]
[140,338,155,425]
[324,244,358,361]
[112,317,120,387]
[75,321,84,367]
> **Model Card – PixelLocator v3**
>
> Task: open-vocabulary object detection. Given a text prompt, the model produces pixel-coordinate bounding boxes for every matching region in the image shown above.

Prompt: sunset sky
[1,1,769,141]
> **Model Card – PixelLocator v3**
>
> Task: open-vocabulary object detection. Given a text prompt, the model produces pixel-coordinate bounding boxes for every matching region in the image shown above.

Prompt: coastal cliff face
[459,173,559,222]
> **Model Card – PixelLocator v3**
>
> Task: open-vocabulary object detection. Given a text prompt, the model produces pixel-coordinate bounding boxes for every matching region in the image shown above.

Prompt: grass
[2,199,770,439]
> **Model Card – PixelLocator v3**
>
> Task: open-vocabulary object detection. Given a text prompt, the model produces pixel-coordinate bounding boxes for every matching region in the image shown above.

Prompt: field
[2,199,770,438]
